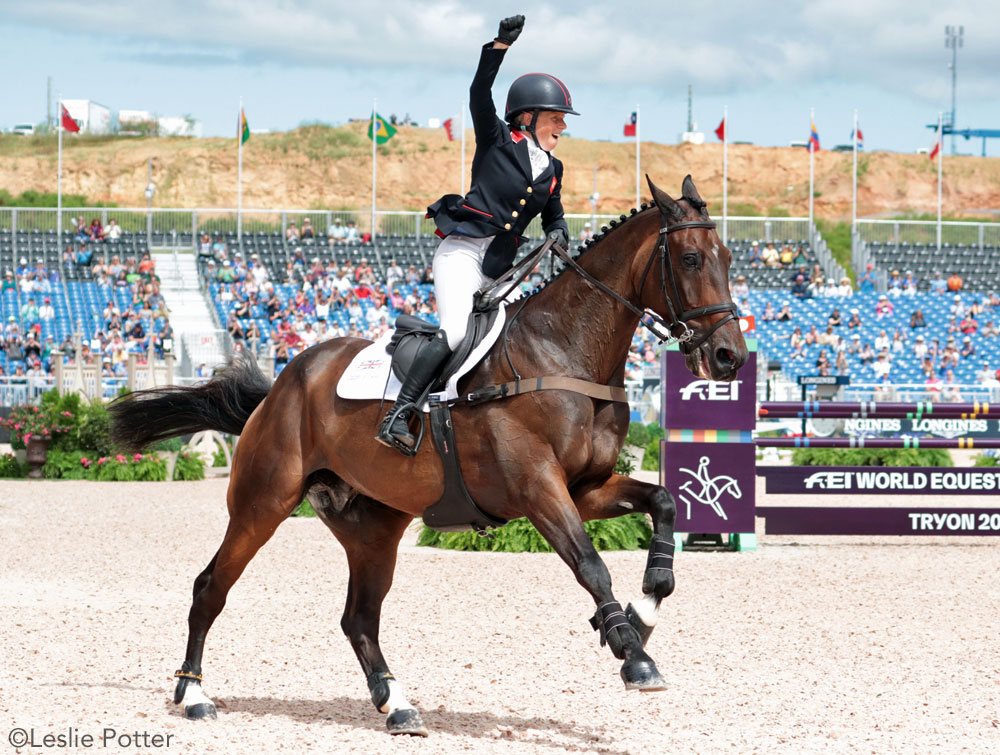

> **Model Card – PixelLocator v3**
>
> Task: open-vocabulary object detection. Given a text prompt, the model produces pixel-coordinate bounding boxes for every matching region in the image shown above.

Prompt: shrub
[292,499,317,517]
[418,513,652,552]
[790,447,952,466]
[2,401,73,447]
[172,451,206,481]
[0,452,26,478]
[973,453,999,467]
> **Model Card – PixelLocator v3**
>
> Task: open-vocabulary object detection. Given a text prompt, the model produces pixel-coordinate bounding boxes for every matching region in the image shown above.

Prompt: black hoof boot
[185,702,218,720]
[621,656,668,692]
[625,603,654,648]
[386,708,429,736]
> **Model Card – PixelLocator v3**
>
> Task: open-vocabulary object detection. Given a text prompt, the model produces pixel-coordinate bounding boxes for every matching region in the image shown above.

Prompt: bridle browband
[550,218,739,354]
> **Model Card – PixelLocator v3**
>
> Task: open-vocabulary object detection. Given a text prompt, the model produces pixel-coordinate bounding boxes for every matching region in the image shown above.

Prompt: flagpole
[937,111,943,251]
[238,96,245,244]
[371,99,377,248]
[722,105,728,244]
[851,108,858,230]
[808,108,815,233]
[57,95,63,246]
[460,101,467,195]
[635,104,640,208]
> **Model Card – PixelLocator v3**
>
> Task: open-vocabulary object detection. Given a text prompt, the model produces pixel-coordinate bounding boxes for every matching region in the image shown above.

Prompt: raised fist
[496,15,525,46]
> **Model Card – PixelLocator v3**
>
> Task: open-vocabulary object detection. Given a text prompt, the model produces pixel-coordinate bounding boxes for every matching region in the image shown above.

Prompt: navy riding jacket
[427,43,570,279]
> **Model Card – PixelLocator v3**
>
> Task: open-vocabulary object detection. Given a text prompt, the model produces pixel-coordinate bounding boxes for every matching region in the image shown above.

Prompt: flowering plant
[2,403,73,445]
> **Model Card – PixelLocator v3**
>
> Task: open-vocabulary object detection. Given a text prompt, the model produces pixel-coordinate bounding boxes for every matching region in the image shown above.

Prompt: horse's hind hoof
[625,603,654,648]
[184,702,217,720]
[386,708,428,736]
[621,659,668,692]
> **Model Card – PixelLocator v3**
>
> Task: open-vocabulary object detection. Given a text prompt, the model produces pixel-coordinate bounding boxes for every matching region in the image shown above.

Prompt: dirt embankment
[2,124,999,219]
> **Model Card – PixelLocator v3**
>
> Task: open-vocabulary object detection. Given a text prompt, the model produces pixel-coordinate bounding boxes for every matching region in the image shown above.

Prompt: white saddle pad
[336,303,506,410]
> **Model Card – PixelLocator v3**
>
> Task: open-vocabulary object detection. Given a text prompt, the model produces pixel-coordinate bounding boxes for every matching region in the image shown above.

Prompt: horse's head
[639,175,748,381]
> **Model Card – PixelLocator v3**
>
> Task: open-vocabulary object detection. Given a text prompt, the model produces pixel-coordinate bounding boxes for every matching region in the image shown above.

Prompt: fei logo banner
[662,349,756,430]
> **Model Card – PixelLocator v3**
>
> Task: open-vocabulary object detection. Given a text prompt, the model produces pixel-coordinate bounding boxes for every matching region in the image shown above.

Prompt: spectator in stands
[759,242,780,267]
[20,297,40,325]
[88,218,104,241]
[815,349,831,371]
[328,218,347,245]
[790,274,811,300]
[984,369,1000,396]
[874,328,890,352]
[286,221,300,242]
[947,272,963,292]
[942,369,961,402]
[199,233,212,257]
[909,308,926,329]
[891,328,906,354]
[804,324,819,346]
[857,263,877,293]
[779,244,794,267]
[38,297,54,322]
[859,341,875,365]
[950,294,965,318]
[227,312,246,343]
[579,222,593,243]
[2,270,16,292]
[875,294,893,318]
[777,302,792,321]
[217,260,236,283]
[762,242,781,267]
[421,265,434,284]
[827,308,843,327]
[806,275,824,299]
[835,349,849,374]
[344,220,359,244]
[987,292,1000,309]
[731,274,749,300]
[301,218,315,240]
[820,277,838,298]
[212,235,228,259]
[976,361,993,383]
[960,336,976,359]
[747,241,765,267]
[913,333,927,360]
[928,271,947,295]
[873,352,891,381]
[760,301,777,321]
[846,332,862,356]
[960,313,978,335]
[105,219,123,240]
[818,326,840,349]
[983,320,999,338]
[902,271,917,296]
[886,269,903,295]
[73,217,89,245]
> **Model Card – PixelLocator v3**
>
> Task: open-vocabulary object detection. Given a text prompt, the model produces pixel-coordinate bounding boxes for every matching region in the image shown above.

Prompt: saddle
[385,302,500,391]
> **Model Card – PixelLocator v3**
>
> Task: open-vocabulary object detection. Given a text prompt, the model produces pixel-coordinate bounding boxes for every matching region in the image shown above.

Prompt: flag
[238,109,250,145]
[809,121,820,151]
[714,117,726,141]
[61,105,80,133]
[929,131,941,161]
[368,113,397,144]
[442,117,455,142]
[851,127,863,149]
[623,111,636,137]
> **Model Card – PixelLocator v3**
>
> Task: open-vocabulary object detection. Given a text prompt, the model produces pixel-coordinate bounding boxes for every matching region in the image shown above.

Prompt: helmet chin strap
[522,108,543,150]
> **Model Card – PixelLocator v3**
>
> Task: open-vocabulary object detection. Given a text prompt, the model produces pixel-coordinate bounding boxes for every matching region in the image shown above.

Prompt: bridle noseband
[635,219,739,353]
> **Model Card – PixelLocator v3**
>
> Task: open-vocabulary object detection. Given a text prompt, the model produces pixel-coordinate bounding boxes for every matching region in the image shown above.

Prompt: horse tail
[108,356,272,452]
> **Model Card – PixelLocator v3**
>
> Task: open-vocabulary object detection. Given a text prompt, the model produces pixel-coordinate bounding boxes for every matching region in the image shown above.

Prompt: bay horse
[109,175,748,736]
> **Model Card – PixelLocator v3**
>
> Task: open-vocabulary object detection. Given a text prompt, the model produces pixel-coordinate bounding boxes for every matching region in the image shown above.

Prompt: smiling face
[521,110,567,151]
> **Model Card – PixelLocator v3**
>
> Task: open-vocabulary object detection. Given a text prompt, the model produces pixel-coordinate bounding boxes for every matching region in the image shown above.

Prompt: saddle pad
[336,302,506,410]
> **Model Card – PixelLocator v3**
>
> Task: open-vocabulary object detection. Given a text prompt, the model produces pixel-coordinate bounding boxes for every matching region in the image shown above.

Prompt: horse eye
[682,253,699,268]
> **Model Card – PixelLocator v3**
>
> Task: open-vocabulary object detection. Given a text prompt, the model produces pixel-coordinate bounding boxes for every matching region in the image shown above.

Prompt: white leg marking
[381,679,414,714]
[179,683,214,710]
[632,593,660,628]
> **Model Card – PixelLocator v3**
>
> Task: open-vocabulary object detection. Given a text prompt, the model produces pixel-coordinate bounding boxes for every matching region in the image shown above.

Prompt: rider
[376,14,577,451]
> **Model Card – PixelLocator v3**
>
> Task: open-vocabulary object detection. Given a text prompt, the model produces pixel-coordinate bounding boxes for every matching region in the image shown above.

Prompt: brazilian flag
[368,112,397,144]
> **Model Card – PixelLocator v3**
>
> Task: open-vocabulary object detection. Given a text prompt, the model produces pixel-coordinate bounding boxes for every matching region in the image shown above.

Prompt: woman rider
[376,14,578,451]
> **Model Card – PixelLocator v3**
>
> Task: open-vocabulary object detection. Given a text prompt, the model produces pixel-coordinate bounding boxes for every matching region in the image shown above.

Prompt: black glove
[547,228,569,250]
[496,15,525,45]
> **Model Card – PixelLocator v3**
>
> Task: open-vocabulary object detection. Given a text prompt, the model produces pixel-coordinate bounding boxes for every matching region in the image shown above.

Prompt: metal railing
[855,218,1000,251]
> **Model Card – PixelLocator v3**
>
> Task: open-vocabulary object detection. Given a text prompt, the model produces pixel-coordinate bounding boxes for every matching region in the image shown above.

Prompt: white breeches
[432,235,496,350]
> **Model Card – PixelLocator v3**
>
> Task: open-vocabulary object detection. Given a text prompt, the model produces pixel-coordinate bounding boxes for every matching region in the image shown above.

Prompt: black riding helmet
[504,73,579,149]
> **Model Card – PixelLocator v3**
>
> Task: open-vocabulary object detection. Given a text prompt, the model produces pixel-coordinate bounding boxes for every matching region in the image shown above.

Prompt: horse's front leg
[572,474,677,647]
[522,475,667,692]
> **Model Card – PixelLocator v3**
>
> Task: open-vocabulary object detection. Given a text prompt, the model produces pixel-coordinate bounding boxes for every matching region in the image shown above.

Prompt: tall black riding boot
[375,330,452,453]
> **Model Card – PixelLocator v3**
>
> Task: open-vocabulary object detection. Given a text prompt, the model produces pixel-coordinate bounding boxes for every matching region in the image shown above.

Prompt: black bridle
[550,218,739,354]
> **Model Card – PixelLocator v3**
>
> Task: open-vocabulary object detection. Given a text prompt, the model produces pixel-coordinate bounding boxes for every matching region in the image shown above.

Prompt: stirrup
[375,403,420,457]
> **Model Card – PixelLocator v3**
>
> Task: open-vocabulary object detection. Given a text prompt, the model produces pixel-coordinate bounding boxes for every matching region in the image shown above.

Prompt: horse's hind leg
[573,474,677,648]
[173,469,303,719]
[307,482,425,736]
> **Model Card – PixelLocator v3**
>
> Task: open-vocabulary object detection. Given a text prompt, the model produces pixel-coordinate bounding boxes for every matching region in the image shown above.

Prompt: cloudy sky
[3,0,999,155]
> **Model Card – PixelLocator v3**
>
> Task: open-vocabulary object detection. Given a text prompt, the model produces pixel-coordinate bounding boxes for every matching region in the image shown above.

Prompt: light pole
[589,166,599,238]
[144,157,156,249]
[945,25,963,156]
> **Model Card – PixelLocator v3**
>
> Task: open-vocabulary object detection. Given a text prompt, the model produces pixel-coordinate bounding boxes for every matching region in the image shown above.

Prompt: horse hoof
[184,703,218,720]
[386,708,428,736]
[621,660,668,692]
[625,603,653,648]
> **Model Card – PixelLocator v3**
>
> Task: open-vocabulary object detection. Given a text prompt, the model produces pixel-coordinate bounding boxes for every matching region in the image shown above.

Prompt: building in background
[119,109,202,137]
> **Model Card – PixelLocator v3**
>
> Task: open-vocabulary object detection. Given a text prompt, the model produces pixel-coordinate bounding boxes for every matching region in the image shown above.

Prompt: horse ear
[681,175,709,217]
[645,174,685,222]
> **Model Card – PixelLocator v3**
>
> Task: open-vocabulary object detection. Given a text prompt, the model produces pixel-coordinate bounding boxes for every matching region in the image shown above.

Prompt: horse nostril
[715,347,735,369]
